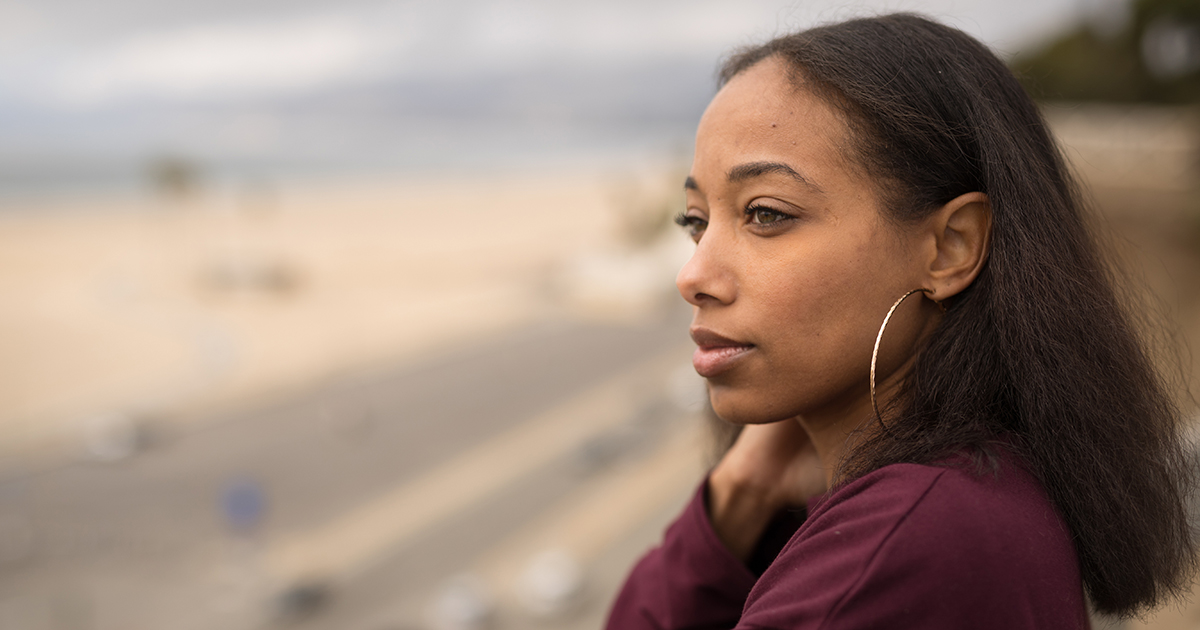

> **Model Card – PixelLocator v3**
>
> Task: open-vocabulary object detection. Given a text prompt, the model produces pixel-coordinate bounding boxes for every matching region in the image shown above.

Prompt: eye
[747,204,792,226]
[675,212,707,241]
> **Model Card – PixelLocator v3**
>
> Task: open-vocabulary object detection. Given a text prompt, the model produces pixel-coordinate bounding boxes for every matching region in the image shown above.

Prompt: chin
[707,383,797,425]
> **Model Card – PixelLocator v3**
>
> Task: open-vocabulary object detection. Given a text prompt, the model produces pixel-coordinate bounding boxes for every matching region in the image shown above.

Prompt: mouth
[690,327,756,378]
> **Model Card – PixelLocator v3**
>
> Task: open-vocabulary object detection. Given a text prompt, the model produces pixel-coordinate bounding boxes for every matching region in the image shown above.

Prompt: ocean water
[0,59,712,206]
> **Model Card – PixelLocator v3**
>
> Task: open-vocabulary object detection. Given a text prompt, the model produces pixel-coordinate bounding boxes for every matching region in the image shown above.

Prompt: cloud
[48,14,385,106]
[13,0,1092,111]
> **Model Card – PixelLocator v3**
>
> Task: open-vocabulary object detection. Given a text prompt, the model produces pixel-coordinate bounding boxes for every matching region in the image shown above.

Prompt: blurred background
[0,0,1197,628]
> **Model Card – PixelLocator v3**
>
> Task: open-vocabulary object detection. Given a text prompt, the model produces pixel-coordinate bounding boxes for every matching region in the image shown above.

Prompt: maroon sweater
[607,452,1090,629]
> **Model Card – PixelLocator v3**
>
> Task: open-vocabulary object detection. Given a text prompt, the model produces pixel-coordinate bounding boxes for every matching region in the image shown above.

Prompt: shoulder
[741,452,1089,629]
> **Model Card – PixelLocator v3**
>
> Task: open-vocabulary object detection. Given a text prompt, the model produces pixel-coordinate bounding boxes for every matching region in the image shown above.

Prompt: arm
[605,421,825,630]
[605,481,758,630]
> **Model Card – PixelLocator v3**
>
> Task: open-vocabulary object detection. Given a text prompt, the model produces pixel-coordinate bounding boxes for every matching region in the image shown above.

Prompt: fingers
[719,419,825,506]
[707,419,826,559]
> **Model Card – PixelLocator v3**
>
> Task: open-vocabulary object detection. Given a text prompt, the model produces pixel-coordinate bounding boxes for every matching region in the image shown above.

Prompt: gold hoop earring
[870,288,935,427]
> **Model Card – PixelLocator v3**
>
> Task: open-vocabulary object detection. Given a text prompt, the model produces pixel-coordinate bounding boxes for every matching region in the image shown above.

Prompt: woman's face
[678,57,937,427]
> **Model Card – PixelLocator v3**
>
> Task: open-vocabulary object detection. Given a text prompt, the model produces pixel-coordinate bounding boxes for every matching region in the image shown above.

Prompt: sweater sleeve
[738,463,1090,630]
[604,480,758,630]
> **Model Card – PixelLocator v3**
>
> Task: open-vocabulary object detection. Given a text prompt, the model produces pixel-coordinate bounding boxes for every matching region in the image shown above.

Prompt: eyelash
[674,204,795,239]
[675,212,706,237]
[745,204,793,226]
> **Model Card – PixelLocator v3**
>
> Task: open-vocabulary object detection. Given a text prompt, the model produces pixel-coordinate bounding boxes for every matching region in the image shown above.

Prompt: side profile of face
[677,56,944,429]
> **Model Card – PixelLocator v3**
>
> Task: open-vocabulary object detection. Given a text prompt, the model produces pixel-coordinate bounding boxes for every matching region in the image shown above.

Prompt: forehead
[694,57,855,187]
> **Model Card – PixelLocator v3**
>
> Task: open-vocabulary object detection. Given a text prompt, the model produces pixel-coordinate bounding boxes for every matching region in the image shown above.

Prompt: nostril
[676,249,732,306]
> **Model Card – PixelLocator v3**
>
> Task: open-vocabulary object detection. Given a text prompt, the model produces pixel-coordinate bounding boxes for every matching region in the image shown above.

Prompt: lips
[690,327,755,378]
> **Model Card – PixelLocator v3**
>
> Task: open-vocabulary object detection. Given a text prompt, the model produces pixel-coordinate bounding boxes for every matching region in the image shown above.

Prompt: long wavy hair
[720,13,1195,617]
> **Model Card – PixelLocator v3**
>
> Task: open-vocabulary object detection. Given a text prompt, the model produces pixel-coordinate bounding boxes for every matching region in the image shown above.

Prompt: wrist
[707,463,784,561]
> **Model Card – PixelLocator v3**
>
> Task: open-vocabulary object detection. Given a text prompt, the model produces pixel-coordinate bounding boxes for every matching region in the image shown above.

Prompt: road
[0,307,711,630]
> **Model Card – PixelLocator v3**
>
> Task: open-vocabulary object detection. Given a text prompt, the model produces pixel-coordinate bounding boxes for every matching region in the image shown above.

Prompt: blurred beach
[0,162,705,630]
[0,166,691,468]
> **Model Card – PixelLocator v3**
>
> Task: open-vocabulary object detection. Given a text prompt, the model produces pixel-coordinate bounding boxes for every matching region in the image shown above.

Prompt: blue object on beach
[221,477,266,532]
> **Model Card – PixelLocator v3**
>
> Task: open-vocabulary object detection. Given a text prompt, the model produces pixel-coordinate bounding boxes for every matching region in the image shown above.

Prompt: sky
[0,0,1128,193]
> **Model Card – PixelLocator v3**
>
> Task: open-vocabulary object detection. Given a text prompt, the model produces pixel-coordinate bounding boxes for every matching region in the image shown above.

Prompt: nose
[676,236,736,307]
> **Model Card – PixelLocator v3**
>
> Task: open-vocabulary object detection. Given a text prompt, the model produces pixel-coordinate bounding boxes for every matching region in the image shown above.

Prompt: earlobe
[925,192,991,301]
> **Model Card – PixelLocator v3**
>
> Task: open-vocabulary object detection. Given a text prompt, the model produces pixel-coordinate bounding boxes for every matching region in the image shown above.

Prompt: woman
[606,13,1194,629]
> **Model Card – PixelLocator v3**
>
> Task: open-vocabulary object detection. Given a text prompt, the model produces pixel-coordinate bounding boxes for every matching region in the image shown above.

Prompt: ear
[920,192,991,301]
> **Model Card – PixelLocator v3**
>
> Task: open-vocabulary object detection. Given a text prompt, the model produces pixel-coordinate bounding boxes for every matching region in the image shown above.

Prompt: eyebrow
[684,162,825,195]
[727,161,824,194]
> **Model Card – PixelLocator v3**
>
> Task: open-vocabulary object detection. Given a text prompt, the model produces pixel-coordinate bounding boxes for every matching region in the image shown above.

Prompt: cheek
[762,234,882,342]
[705,217,918,424]
[728,231,899,414]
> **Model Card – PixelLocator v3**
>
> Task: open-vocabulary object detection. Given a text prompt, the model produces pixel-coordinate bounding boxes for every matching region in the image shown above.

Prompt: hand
[707,419,826,561]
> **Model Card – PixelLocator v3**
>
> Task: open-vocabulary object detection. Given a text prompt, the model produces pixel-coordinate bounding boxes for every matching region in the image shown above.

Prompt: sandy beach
[0,167,691,465]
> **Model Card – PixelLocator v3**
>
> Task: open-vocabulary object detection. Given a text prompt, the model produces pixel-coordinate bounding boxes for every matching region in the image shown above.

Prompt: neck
[796,354,915,488]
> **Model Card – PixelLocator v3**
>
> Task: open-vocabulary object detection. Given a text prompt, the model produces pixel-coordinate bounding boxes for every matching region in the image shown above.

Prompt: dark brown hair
[721,13,1195,617]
